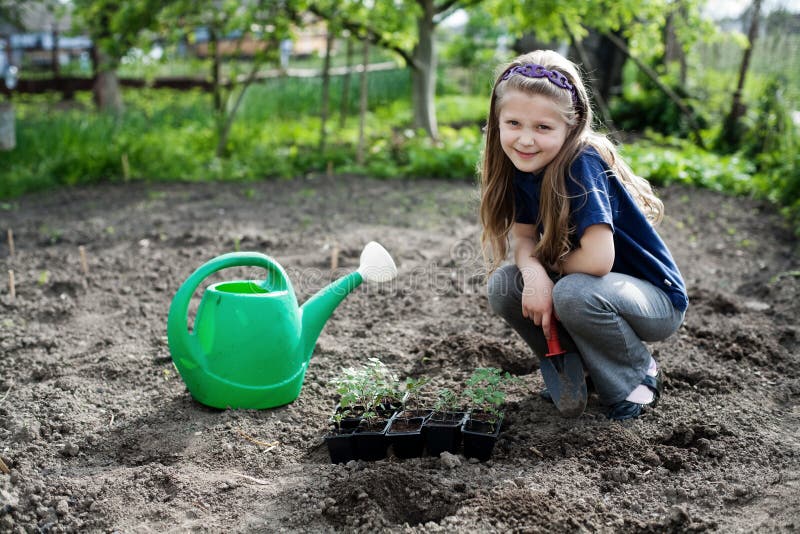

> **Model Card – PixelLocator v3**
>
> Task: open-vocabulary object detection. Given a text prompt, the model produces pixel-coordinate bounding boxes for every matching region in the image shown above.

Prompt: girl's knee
[552,273,596,322]
[486,265,519,314]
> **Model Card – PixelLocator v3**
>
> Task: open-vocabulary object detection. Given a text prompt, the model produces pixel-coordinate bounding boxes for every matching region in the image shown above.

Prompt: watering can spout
[300,241,397,359]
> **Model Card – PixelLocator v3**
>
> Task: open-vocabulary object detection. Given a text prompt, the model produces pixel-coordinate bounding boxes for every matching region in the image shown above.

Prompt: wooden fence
[0,62,399,97]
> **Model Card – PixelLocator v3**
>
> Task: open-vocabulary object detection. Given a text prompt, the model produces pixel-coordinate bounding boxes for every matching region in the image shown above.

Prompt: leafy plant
[432,388,462,414]
[329,408,351,429]
[463,367,519,421]
[399,376,429,409]
[330,357,400,424]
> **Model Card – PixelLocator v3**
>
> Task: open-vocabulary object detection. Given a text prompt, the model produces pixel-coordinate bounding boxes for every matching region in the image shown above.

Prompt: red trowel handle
[545,321,566,357]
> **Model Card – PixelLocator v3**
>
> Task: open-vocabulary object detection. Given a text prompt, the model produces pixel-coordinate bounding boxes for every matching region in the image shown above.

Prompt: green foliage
[439,6,502,95]
[742,78,800,232]
[400,376,429,408]
[622,133,756,193]
[432,388,461,413]
[239,68,410,120]
[610,63,708,137]
[73,0,166,68]
[462,367,519,420]
[330,358,401,420]
[623,130,800,234]
[694,27,800,111]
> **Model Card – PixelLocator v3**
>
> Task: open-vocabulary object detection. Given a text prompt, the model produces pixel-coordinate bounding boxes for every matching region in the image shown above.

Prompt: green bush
[623,133,756,193]
[623,132,799,234]
[610,63,708,137]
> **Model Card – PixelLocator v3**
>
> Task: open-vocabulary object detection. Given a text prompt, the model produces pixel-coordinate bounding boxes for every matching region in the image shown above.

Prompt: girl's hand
[521,276,555,339]
[512,223,556,339]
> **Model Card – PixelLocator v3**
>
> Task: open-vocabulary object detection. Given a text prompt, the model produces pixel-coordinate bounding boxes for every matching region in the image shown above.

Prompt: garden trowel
[539,322,587,418]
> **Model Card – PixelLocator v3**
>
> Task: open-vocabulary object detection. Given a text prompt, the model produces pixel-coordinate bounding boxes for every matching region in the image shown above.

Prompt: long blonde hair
[479,49,663,274]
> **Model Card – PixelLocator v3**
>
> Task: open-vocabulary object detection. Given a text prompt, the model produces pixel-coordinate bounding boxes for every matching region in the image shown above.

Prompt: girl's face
[498,89,570,174]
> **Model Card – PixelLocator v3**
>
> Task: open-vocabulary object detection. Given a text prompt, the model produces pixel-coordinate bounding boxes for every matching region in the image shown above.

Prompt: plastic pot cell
[354,417,391,461]
[325,428,357,464]
[387,409,432,459]
[423,411,467,456]
[461,412,504,462]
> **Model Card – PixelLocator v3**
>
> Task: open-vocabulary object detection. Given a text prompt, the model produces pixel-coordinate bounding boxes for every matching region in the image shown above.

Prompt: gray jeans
[487,265,685,405]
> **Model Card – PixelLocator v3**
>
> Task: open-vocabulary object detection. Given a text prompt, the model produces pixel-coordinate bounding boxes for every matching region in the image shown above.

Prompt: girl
[481,50,688,420]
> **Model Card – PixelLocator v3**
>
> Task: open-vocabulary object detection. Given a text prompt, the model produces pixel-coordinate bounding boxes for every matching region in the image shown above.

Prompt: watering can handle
[167,252,293,366]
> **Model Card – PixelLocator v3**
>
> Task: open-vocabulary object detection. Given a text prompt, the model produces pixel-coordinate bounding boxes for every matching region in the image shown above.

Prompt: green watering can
[167,242,397,409]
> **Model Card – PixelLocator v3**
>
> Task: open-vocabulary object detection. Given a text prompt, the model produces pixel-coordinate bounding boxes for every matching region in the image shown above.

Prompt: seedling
[432,388,461,414]
[331,357,400,424]
[329,407,353,430]
[400,376,429,409]
[463,367,519,423]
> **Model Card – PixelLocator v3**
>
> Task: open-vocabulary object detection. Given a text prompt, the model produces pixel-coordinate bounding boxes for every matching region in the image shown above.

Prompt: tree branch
[602,30,705,149]
[564,22,616,132]
[433,0,481,26]
[307,4,416,68]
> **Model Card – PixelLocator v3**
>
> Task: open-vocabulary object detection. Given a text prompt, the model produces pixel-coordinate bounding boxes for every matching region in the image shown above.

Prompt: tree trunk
[216,62,260,158]
[357,40,369,166]
[91,47,123,113]
[340,37,353,129]
[210,27,222,114]
[663,6,687,85]
[564,24,615,132]
[0,102,15,151]
[720,0,762,150]
[411,0,438,140]
[567,30,625,108]
[319,28,334,153]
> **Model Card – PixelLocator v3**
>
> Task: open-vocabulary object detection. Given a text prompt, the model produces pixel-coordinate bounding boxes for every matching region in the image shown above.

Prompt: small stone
[55,499,69,517]
[356,491,368,500]
[696,438,712,454]
[321,497,336,513]
[0,514,13,529]
[669,505,690,524]
[62,443,79,457]
[0,488,19,508]
[743,300,770,312]
[439,452,461,469]
[607,467,629,483]
[13,421,41,443]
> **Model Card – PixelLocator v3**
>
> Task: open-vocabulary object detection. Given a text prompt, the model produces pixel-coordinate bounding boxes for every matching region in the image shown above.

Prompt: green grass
[2,55,798,234]
[0,68,482,198]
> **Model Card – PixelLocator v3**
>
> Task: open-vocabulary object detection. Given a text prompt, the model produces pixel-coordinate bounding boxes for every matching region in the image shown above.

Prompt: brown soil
[1,176,799,533]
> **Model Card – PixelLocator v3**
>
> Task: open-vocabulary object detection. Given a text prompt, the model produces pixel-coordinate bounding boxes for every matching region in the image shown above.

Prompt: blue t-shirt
[513,146,688,311]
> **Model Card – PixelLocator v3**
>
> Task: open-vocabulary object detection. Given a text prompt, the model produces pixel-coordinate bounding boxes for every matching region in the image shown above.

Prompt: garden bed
[0,175,798,531]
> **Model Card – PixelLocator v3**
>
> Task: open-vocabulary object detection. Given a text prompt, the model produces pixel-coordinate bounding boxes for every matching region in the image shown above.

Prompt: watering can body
[167,252,363,409]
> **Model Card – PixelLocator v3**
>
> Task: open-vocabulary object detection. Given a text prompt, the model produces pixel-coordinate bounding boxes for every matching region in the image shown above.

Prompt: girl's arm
[512,223,555,338]
[561,223,615,276]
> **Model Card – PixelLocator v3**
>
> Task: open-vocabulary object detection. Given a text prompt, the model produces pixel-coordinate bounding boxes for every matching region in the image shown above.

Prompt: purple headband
[501,63,579,107]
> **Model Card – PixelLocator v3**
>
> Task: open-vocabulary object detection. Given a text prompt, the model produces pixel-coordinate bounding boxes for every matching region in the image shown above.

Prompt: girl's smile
[498,90,569,174]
